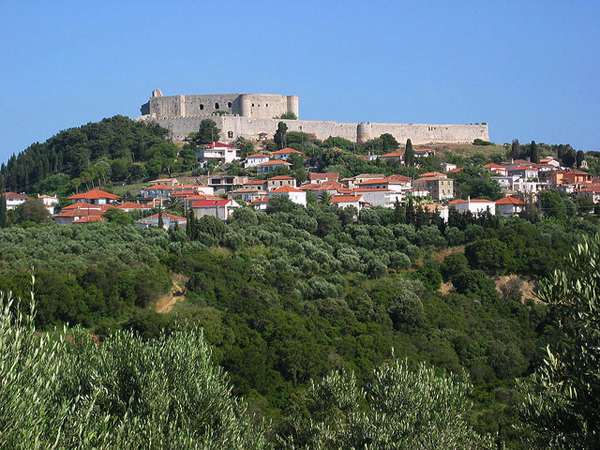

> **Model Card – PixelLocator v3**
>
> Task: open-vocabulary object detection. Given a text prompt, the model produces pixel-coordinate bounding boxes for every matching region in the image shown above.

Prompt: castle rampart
[137,90,489,145]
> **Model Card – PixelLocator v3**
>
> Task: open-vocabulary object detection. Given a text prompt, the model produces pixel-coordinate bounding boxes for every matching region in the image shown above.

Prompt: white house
[191,198,240,220]
[495,196,526,217]
[508,166,539,180]
[195,142,240,165]
[68,189,121,205]
[448,198,496,216]
[330,195,367,210]
[257,160,293,174]
[268,186,307,207]
[271,148,304,161]
[244,153,270,168]
[353,188,403,208]
[137,212,187,230]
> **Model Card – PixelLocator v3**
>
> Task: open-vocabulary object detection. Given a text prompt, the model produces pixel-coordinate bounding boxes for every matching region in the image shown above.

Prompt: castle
[136,89,489,145]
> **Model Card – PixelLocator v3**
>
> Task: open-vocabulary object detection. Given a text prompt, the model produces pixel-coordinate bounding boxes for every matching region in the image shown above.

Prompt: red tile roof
[268,175,295,180]
[258,160,292,166]
[496,196,525,205]
[191,199,232,208]
[271,148,304,155]
[68,189,120,200]
[116,202,151,210]
[270,186,304,193]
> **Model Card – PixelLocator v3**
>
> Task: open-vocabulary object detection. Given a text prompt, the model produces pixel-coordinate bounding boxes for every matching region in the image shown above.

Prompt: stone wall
[139,115,489,146]
[137,91,489,145]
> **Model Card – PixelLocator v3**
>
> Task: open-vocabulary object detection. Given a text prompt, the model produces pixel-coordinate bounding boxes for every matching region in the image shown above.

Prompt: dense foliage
[0,115,178,194]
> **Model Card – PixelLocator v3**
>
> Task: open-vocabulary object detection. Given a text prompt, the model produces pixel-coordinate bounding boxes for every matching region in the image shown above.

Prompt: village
[3,140,599,228]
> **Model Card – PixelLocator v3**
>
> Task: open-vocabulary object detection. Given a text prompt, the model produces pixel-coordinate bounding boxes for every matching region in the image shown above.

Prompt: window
[227,102,232,108]
[227,131,233,139]
[200,104,204,110]
[215,103,220,109]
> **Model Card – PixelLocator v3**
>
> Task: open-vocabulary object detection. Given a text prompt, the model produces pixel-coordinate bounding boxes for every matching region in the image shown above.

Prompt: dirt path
[155,276,187,313]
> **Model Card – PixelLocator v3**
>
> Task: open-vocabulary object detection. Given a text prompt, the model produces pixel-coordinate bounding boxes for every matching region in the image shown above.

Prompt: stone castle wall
[137,91,489,145]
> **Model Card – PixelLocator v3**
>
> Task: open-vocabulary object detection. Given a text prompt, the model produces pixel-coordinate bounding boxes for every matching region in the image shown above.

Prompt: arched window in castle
[200,104,204,110]
[227,131,233,139]
[227,102,232,108]
[215,103,220,109]
[265,103,269,107]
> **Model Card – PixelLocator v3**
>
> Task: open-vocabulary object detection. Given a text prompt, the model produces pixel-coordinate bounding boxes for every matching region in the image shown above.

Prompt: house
[268,186,307,207]
[441,163,457,172]
[355,178,410,193]
[195,142,240,165]
[3,192,29,210]
[138,212,187,230]
[116,202,152,213]
[484,163,508,177]
[191,199,240,220]
[309,172,339,184]
[142,184,174,200]
[540,157,561,168]
[244,153,270,168]
[267,175,297,191]
[329,195,367,210]
[249,196,269,211]
[378,152,404,163]
[38,195,60,215]
[503,159,536,170]
[561,169,592,185]
[271,148,304,160]
[227,187,267,203]
[207,174,249,193]
[54,203,108,225]
[412,176,454,202]
[496,196,526,217]
[421,203,450,223]
[343,174,386,189]
[415,148,436,158]
[68,189,120,205]
[256,160,292,174]
[448,198,496,216]
[300,181,344,197]
[578,184,600,204]
[353,188,403,208]
[508,166,539,180]
[148,178,179,187]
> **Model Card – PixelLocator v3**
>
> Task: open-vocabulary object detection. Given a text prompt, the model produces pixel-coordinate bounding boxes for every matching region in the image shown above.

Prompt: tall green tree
[404,138,415,167]
[576,150,585,169]
[530,140,540,163]
[511,139,522,160]
[0,194,7,228]
[380,133,399,152]
[274,122,288,150]
[519,235,600,449]
[196,119,221,145]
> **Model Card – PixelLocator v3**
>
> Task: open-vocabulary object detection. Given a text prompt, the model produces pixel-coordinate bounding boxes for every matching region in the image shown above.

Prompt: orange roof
[330,195,362,203]
[116,202,151,210]
[68,189,120,200]
[420,172,446,178]
[143,184,172,190]
[268,175,295,180]
[379,152,404,158]
[353,188,392,192]
[415,176,449,182]
[496,196,525,205]
[62,201,103,210]
[4,192,29,200]
[446,168,463,173]
[271,148,304,155]
[72,216,105,223]
[270,186,304,193]
[145,212,187,222]
[259,160,292,166]
[508,166,538,171]
[484,163,505,169]
[246,153,269,158]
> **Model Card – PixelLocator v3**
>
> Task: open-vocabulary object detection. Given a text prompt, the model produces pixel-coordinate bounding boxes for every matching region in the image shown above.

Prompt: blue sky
[1,0,599,163]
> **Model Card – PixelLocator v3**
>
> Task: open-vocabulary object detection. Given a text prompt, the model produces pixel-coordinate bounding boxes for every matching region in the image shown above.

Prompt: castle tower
[240,94,251,118]
[287,95,299,118]
[357,122,373,143]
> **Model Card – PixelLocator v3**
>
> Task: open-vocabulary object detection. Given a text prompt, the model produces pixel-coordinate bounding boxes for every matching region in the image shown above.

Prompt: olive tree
[519,235,600,449]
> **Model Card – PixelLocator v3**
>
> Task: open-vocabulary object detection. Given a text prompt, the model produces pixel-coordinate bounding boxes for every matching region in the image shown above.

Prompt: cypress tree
[0,194,7,228]
[530,141,539,164]
[404,139,414,167]
[158,205,164,229]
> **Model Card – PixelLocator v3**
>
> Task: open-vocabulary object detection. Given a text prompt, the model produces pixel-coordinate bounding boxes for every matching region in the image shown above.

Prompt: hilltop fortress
[136,89,489,145]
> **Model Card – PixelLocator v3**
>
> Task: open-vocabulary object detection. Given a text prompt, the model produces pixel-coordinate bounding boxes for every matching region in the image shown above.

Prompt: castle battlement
[136,90,489,145]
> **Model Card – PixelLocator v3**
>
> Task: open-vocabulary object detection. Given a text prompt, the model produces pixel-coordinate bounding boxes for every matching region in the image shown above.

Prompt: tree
[280,359,493,449]
[404,138,415,167]
[274,122,288,150]
[530,140,540,163]
[16,198,50,225]
[519,235,600,449]
[103,208,134,225]
[196,119,221,145]
[380,133,399,152]
[0,194,7,228]
[511,139,522,160]
[576,150,585,169]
